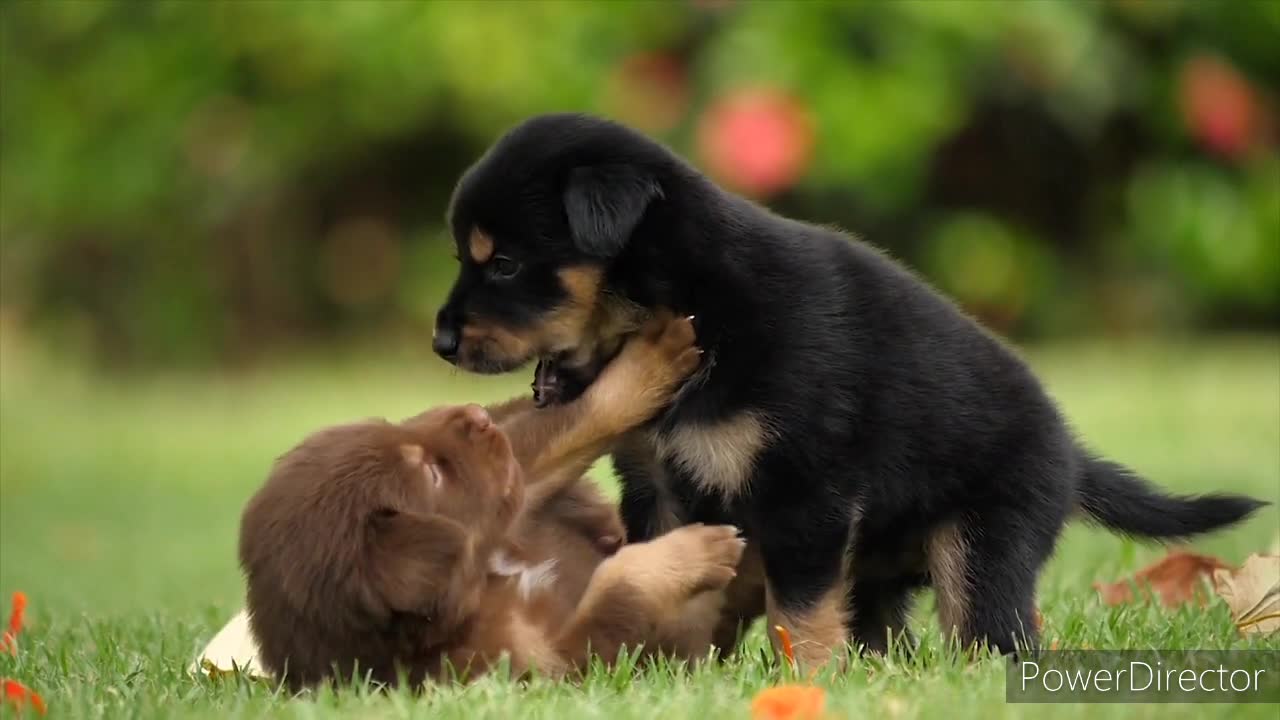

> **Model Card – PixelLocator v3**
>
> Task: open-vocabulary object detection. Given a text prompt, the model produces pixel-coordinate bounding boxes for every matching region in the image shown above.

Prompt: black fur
[564,165,664,259]
[437,113,1267,656]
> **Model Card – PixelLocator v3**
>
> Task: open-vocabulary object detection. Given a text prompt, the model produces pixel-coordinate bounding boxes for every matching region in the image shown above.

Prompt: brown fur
[240,314,741,690]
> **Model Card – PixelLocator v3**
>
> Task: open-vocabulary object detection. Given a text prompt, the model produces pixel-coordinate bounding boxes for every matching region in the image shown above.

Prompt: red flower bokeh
[1179,54,1261,159]
[697,87,815,197]
[1,591,44,715]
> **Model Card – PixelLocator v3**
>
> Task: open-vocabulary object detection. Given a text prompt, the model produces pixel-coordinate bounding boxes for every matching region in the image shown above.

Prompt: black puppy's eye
[489,256,521,280]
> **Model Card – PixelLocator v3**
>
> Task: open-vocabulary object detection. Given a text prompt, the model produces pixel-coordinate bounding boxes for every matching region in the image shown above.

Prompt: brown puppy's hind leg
[554,523,744,669]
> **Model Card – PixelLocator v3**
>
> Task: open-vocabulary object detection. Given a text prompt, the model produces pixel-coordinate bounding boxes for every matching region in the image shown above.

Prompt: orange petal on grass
[751,685,826,720]
[3,679,47,716]
[773,625,795,666]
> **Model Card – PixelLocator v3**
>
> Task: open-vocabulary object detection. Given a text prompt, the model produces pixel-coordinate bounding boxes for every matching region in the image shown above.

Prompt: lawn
[1,332,1277,719]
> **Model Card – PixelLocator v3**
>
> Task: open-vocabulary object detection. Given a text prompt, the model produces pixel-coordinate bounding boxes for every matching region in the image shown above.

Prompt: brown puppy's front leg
[552,523,744,668]
[502,312,700,489]
[484,396,538,425]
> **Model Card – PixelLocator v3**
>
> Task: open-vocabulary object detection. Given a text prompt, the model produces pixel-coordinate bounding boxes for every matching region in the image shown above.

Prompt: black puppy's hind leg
[928,505,1061,657]
[758,505,854,669]
[847,575,923,656]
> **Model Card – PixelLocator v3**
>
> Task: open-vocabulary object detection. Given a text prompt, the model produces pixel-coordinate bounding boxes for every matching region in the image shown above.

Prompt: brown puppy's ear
[370,511,474,615]
[563,164,663,258]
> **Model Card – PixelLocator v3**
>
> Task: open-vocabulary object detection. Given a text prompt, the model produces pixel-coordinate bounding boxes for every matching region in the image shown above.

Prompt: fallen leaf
[1212,554,1280,636]
[1094,550,1232,607]
[751,685,826,720]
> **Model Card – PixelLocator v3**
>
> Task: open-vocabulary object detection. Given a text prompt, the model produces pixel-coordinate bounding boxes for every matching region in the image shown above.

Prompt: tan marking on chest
[651,412,775,498]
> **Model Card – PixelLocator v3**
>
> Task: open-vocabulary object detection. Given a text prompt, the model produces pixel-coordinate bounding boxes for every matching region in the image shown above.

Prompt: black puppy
[433,113,1266,665]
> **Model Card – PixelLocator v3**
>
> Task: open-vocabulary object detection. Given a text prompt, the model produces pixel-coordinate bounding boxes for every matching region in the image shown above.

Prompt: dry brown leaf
[1212,554,1280,636]
[1093,550,1233,607]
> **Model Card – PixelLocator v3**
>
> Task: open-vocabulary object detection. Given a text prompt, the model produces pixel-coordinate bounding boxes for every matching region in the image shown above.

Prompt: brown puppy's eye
[489,256,521,280]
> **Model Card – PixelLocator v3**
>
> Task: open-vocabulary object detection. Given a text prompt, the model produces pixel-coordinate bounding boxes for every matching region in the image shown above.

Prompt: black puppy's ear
[369,511,473,617]
[563,164,663,258]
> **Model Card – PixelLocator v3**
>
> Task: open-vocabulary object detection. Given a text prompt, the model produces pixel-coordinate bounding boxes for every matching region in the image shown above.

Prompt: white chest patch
[651,411,776,499]
[488,551,559,600]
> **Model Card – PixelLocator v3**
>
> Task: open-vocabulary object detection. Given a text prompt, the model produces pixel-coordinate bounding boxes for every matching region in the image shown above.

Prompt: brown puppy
[240,315,743,689]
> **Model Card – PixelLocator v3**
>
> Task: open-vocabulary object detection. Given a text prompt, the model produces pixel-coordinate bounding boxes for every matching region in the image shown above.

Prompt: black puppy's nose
[433,325,460,360]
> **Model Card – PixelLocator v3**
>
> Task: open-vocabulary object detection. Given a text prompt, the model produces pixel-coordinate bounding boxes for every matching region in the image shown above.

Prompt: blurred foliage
[0,0,1277,367]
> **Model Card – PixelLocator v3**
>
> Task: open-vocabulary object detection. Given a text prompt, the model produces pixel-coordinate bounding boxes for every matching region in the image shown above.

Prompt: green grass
[1,333,1277,718]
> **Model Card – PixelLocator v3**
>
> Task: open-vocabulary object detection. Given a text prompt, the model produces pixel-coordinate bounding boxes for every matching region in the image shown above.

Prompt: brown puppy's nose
[461,404,491,431]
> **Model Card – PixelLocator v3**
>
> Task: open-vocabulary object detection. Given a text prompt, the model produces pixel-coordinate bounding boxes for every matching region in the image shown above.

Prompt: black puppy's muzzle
[433,309,461,362]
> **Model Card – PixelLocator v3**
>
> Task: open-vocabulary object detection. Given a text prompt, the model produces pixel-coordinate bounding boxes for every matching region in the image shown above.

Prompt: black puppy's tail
[1076,456,1267,540]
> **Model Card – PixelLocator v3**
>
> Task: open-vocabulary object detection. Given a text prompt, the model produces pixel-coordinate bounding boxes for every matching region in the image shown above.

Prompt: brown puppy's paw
[653,313,702,381]
[663,523,747,594]
[588,310,702,431]
[603,523,744,603]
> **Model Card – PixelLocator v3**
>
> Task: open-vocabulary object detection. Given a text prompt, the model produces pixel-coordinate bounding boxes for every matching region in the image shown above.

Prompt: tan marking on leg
[928,520,971,640]
[766,580,849,670]
[469,227,494,263]
[652,412,776,499]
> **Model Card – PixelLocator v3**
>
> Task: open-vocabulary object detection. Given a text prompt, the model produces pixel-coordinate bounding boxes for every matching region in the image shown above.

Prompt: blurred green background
[1,0,1276,368]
